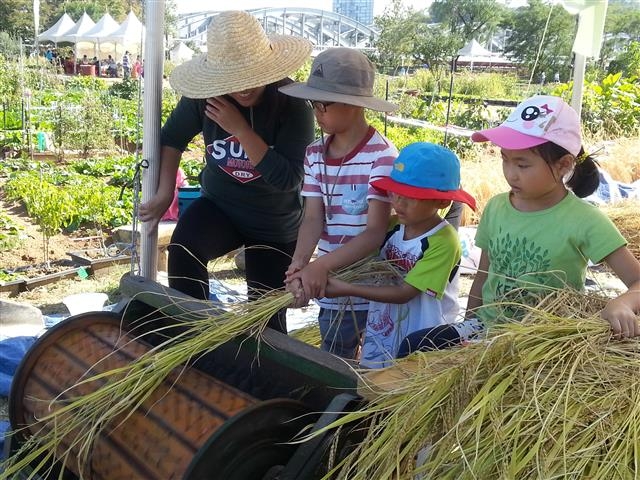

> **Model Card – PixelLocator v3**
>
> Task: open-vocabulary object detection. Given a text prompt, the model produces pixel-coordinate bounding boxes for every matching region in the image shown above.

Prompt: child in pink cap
[400,95,640,357]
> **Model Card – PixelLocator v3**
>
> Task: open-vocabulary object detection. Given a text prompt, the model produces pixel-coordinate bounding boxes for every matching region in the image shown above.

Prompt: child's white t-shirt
[360,221,462,368]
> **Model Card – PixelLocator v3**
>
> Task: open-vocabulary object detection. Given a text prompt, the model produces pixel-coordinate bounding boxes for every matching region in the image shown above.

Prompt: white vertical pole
[570,52,586,118]
[140,0,165,280]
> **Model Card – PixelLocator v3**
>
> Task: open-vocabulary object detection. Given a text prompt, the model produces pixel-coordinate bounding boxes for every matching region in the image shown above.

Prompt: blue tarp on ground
[0,336,36,460]
[0,336,36,396]
[0,420,9,459]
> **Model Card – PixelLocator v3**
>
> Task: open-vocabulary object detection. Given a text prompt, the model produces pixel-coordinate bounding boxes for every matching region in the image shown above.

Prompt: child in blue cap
[324,142,476,368]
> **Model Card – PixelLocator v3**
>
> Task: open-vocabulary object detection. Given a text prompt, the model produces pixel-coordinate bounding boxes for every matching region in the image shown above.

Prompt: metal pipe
[140,0,165,280]
[444,55,458,145]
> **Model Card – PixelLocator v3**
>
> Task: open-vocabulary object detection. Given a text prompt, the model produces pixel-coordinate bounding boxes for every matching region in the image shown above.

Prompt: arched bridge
[177,8,378,50]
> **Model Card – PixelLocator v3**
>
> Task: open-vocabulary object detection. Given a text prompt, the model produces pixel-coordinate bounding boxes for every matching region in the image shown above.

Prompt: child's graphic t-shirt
[360,221,462,368]
[476,192,626,325]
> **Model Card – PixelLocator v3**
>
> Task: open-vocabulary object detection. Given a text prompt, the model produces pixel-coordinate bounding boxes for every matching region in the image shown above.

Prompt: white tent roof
[79,13,120,42]
[38,13,76,43]
[457,39,494,57]
[170,42,194,63]
[103,10,145,45]
[57,12,96,43]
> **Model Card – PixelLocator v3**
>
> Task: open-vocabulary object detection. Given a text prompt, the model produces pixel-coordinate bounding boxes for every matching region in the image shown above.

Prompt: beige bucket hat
[279,47,398,112]
[169,11,312,98]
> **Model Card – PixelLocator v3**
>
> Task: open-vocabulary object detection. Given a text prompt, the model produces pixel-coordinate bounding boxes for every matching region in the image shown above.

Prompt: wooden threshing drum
[9,312,311,479]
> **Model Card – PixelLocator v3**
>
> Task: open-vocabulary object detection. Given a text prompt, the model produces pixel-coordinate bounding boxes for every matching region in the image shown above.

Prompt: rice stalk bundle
[1,257,400,479]
[290,322,322,347]
[325,290,640,480]
[601,200,640,260]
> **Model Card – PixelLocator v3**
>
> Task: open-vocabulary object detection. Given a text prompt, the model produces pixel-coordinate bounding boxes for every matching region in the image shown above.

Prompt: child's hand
[601,297,640,338]
[284,262,309,308]
[298,261,330,300]
[325,278,351,298]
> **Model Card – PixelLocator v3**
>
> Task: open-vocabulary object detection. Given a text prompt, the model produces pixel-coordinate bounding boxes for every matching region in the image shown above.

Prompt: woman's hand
[205,96,251,137]
[138,190,174,232]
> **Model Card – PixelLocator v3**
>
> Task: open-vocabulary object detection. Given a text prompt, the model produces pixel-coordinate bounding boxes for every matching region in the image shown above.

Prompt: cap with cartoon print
[471,95,582,156]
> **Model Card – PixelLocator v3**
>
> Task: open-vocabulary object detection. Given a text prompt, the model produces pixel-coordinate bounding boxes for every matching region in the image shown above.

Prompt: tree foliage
[599,0,640,70]
[503,0,575,80]
[429,0,506,45]
[373,0,422,70]
[0,0,177,45]
[608,41,640,77]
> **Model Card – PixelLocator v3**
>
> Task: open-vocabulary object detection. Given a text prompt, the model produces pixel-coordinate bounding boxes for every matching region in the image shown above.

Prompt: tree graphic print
[488,229,553,321]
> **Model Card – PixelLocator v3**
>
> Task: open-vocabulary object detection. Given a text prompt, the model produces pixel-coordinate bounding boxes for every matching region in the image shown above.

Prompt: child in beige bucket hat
[280,48,400,359]
[139,11,315,333]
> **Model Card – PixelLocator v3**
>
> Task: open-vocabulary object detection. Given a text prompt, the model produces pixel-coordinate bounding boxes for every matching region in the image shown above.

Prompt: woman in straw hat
[139,11,314,332]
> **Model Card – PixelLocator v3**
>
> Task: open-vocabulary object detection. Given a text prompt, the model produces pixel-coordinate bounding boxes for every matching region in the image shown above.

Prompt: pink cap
[471,95,582,156]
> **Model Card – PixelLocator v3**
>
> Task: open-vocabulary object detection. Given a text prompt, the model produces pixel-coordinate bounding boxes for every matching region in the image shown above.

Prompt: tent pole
[140,0,164,280]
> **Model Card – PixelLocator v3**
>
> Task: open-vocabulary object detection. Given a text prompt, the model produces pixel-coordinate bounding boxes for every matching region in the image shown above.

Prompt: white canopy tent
[457,39,511,71]
[57,12,96,70]
[170,42,194,63]
[37,13,75,44]
[102,10,145,58]
[78,13,120,60]
[57,12,95,43]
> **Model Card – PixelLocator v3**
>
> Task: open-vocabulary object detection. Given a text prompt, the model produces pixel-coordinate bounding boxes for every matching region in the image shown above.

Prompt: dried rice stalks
[290,322,322,347]
[601,200,640,260]
[323,290,640,480]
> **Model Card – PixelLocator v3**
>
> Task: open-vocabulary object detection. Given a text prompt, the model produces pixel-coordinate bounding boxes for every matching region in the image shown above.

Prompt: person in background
[138,11,314,333]
[132,55,142,78]
[279,48,399,359]
[399,95,640,357]
[122,51,131,79]
[324,143,477,367]
[106,55,117,77]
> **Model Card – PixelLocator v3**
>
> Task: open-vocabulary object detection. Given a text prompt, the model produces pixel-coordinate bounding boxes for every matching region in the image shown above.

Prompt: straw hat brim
[279,82,398,113]
[169,35,312,98]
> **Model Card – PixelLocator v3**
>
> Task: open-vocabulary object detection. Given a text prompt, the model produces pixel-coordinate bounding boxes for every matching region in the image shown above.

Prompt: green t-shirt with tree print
[475,192,626,324]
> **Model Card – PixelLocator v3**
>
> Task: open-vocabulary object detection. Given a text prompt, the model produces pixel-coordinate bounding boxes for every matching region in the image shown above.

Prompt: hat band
[308,75,373,97]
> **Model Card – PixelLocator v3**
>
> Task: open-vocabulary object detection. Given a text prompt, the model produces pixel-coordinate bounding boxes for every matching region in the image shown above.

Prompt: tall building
[333,0,374,26]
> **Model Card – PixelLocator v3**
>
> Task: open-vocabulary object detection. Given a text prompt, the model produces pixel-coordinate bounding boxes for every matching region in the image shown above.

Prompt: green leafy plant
[27,180,75,267]
[0,210,24,252]
[552,73,640,139]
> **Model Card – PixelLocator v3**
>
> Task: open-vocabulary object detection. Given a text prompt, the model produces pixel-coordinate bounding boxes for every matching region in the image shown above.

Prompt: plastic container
[177,186,201,218]
[62,292,109,316]
[36,132,46,152]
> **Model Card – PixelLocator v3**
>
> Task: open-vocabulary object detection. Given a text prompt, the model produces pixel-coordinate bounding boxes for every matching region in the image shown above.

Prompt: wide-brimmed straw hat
[169,11,312,98]
[279,47,398,112]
